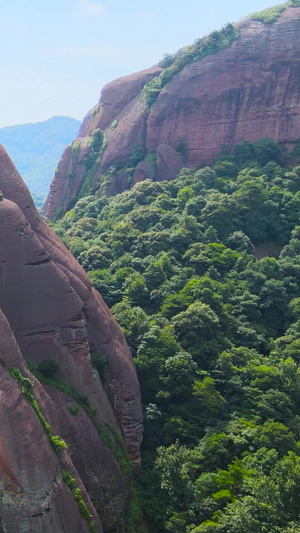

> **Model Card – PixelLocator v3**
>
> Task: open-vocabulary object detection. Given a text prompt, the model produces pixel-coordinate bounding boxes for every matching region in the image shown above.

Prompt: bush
[251,3,286,24]
[110,119,119,130]
[68,403,79,415]
[141,24,239,110]
[38,359,59,379]
[90,350,110,383]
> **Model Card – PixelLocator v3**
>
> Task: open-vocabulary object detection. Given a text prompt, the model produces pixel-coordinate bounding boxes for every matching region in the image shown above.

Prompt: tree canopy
[53,138,300,532]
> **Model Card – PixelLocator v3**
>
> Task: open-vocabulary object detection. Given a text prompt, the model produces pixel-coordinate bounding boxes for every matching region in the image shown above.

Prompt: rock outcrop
[45,4,300,219]
[0,145,143,532]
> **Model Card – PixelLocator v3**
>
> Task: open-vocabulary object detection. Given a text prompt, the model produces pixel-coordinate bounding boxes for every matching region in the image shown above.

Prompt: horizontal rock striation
[45,5,300,219]
[0,146,143,532]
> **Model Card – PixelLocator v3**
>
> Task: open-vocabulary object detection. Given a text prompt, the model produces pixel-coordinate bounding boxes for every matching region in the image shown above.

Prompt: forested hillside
[52,138,300,531]
[0,116,80,206]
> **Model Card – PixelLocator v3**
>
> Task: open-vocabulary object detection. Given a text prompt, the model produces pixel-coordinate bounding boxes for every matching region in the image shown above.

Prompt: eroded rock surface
[0,146,143,532]
[45,6,300,219]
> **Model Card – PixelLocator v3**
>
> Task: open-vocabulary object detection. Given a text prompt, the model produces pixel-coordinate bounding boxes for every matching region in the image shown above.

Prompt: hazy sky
[0,0,278,128]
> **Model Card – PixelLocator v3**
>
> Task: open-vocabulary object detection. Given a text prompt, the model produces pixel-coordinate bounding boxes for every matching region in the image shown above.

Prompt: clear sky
[0,0,279,128]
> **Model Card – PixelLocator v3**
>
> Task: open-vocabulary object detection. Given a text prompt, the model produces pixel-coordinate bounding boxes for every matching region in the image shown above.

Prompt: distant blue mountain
[0,116,80,207]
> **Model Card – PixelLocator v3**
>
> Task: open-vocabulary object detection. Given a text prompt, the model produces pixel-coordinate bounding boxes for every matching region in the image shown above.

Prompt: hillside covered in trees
[52,137,300,531]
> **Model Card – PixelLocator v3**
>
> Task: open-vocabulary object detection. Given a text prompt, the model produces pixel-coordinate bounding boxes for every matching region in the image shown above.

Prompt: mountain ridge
[0,116,80,206]
[45,2,300,219]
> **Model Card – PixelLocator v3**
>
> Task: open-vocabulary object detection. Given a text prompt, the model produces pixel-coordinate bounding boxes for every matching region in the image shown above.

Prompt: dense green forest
[53,138,300,532]
[0,116,80,206]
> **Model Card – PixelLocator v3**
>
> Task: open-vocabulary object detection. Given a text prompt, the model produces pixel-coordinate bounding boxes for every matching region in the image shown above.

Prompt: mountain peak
[46,3,300,219]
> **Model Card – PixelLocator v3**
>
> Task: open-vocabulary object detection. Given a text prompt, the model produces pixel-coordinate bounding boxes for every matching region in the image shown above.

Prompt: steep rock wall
[0,146,143,532]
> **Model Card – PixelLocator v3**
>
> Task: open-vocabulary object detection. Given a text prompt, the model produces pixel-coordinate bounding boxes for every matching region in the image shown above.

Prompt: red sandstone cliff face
[0,146,143,532]
[45,5,300,219]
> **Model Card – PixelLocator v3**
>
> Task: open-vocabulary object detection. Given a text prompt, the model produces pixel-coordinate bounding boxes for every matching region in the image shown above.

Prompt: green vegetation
[62,470,96,532]
[67,140,82,181]
[84,145,149,198]
[145,153,157,170]
[84,129,106,170]
[27,361,131,475]
[110,119,119,130]
[0,190,3,201]
[9,367,67,452]
[52,128,109,218]
[141,24,239,110]
[91,103,101,117]
[124,488,143,533]
[52,136,300,531]
[71,139,81,157]
[0,116,80,207]
[38,358,59,379]
[78,129,107,200]
[9,366,97,529]
[251,2,286,23]
[68,403,79,415]
[90,349,110,384]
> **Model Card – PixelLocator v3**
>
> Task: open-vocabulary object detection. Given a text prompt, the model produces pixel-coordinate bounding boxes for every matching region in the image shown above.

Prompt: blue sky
[0,0,279,128]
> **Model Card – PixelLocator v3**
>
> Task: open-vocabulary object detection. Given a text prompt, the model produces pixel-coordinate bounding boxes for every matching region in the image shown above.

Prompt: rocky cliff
[0,145,143,532]
[45,3,300,219]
